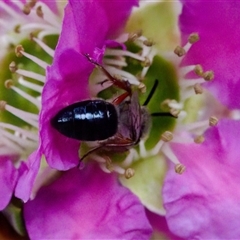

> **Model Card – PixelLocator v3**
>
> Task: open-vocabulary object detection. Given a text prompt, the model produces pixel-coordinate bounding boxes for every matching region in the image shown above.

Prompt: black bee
[51,54,175,160]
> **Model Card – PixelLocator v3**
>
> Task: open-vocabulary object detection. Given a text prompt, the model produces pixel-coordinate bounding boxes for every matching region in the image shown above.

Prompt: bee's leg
[112,92,130,105]
[84,53,132,95]
[79,146,103,165]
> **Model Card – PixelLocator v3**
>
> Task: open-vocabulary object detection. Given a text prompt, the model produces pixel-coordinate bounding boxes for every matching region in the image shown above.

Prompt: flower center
[85,31,180,178]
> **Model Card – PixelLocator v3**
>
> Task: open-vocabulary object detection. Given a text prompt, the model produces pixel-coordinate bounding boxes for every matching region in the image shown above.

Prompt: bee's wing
[117,91,142,143]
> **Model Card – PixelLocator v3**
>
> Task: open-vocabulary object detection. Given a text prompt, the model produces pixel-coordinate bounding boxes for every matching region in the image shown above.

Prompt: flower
[162,1,240,239]
[1,0,153,238]
[2,0,239,239]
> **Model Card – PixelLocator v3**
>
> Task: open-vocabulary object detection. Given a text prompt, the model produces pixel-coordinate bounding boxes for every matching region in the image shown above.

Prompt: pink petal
[24,163,152,239]
[40,50,92,170]
[180,1,240,108]
[145,210,183,240]
[15,149,41,202]
[163,119,240,239]
[0,157,18,210]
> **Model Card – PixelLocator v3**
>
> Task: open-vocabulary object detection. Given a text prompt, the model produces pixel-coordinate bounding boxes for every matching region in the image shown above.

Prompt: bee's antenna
[143,79,159,106]
[151,112,177,118]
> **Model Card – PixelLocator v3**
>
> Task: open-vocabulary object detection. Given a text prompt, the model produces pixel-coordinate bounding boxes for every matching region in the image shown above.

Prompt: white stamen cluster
[93,32,219,177]
[0,0,61,159]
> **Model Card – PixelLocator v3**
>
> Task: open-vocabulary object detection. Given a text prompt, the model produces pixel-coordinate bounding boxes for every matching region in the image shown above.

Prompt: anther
[161,131,173,142]
[0,101,7,111]
[174,46,186,57]
[209,116,218,126]
[15,45,24,57]
[194,83,203,94]
[128,30,142,41]
[161,99,171,108]
[124,168,135,179]
[22,4,31,15]
[194,64,204,76]
[105,157,113,172]
[5,80,14,89]
[194,135,205,144]
[188,33,200,44]
[143,39,154,47]
[14,25,21,33]
[175,163,186,174]
[141,57,151,67]
[28,0,37,8]
[36,6,43,18]
[203,70,214,81]
[9,61,17,73]
[138,82,146,93]
[170,109,180,118]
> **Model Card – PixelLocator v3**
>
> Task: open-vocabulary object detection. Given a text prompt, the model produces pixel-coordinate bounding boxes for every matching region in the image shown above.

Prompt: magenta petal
[24,164,152,239]
[163,119,240,239]
[0,157,18,210]
[180,1,240,108]
[146,210,183,240]
[40,49,92,170]
[15,150,41,202]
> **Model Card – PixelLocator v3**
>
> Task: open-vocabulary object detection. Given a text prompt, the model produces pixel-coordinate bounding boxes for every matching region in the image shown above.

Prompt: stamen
[32,36,54,57]
[20,23,58,33]
[194,135,205,144]
[9,61,17,73]
[149,139,165,156]
[6,81,41,108]
[161,131,173,142]
[18,77,43,93]
[0,122,38,141]
[174,46,186,57]
[0,129,25,153]
[99,163,112,173]
[1,102,38,128]
[175,163,186,174]
[0,127,37,149]
[139,140,147,158]
[122,148,139,167]
[141,57,151,67]
[10,0,25,9]
[36,6,43,18]
[37,30,60,40]
[194,83,203,94]
[105,66,139,85]
[202,70,214,81]
[34,2,61,28]
[128,30,142,41]
[23,4,31,15]
[0,2,25,21]
[112,165,125,175]
[105,49,145,62]
[188,33,200,44]
[138,82,146,93]
[16,46,48,69]
[161,144,181,165]
[15,69,46,83]
[175,33,200,58]
[124,168,135,179]
[209,116,218,126]
[194,64,204,76]
[103,58,127,67]
[15,45,24,57]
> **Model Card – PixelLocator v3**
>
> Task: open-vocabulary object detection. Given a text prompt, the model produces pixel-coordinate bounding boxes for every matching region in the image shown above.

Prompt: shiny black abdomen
[51,100,118,141]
